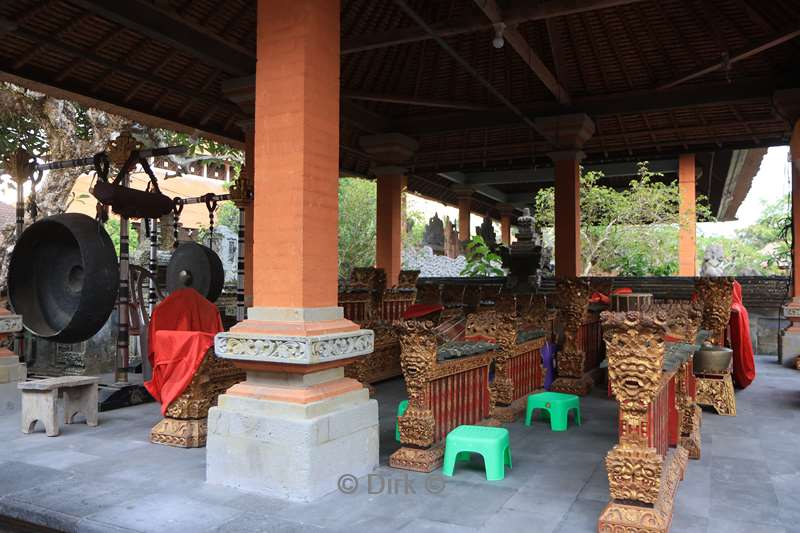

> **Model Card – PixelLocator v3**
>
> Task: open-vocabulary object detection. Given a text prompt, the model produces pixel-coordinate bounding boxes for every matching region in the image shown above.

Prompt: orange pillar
[678,154,697,276]
[252,0,340,311]
[457,191,473,241]
[498,204,514,246]
[552,152,582,277]
[501,216,511,245]
[376,173,406,287]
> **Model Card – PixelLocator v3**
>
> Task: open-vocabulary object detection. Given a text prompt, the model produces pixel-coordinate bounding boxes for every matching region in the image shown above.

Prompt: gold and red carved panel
[694,277,734,345]
[391,320,495,472]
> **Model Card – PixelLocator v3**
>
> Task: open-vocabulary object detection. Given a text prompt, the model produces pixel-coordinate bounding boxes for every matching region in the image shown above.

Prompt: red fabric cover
[402,303,445,320]
[729,281,756,389]
[146,330,216,415]
[589,287,633,304]
[465,334,495,343]
[144,288,223,414]
[589,292,610,305]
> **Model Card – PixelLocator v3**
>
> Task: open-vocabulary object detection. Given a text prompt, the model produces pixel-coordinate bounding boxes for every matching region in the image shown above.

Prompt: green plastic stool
[525,391,581,431]
[395,400,408,442]
[442,425,512,481]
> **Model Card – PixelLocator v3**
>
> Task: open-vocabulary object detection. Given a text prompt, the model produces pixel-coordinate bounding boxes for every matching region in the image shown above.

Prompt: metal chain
[172,197,184,249]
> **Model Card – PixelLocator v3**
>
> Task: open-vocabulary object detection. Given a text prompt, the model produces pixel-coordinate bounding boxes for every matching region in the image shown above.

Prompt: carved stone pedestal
[0,313,26,415]
[599,448,689,533]
[696,372,736,416]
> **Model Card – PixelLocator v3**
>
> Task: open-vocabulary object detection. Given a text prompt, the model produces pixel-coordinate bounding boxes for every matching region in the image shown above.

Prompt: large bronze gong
[166,242,224,302]
[9,213,119,343]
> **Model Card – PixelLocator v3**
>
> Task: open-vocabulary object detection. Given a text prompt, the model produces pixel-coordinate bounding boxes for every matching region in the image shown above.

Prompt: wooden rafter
[67,0,255,76]
[473,0,570,104]
[342,90,490,111]
[342,0,650,54]
[659,27,800,90]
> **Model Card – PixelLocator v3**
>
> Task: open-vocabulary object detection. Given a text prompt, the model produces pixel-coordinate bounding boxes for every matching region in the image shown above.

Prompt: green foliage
[156,129,244,175]
[195,200,240,244]
[338,177,376,279]
[404,208,426,249]
[461,235,504,277]
[104,218,139,257]
[534,162,713,275]
[735,195,791,270]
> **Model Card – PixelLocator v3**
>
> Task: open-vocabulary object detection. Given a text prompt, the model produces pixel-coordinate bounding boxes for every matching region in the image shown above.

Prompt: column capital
[774,89,800,124]
[548,150,586,162]
[359,133,418,169]
[372,165,408,177]
[535,113,595,150]
[451,185,476,200]
[497,203,516,217]
[222,75,256,116]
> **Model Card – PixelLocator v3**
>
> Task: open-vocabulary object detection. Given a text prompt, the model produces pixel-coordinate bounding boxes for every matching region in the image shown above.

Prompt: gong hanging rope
[204,193,218,244]
[172,197,184,249]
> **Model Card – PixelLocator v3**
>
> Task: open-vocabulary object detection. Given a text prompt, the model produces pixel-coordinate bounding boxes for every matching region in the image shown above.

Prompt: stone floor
[0,356,797,533]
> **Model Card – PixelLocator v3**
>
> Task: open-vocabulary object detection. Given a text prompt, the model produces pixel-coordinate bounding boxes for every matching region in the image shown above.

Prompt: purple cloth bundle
[541,341,556,390]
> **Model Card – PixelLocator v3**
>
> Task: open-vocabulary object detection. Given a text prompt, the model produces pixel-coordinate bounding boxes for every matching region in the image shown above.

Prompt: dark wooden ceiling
[0,0,797,217]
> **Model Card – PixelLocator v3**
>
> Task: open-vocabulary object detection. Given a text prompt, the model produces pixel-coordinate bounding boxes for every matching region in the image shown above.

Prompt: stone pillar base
[780,328,800,368]
[0,354,26,384]
[550,375,592,396]
[207,385,378,501]
[599,447,688,533]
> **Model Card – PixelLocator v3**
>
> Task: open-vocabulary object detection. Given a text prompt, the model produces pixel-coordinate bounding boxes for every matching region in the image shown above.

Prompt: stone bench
[19,376,99,436]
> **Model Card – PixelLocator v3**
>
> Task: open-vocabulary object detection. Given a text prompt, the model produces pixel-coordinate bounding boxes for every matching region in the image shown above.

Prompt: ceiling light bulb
[492,22,506,49]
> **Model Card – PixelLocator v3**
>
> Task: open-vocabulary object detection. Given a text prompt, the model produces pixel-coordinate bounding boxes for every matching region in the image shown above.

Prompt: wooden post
[552,153,583,277]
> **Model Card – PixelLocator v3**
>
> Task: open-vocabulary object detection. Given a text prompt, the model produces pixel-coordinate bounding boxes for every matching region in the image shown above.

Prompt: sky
[698,145,790,237]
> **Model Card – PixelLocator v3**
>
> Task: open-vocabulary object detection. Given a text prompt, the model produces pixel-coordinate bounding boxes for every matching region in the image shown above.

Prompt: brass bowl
[693,345,733,374]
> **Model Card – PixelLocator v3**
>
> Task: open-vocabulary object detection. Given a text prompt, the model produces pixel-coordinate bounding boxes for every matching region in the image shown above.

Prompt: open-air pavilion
[0,0,799,532]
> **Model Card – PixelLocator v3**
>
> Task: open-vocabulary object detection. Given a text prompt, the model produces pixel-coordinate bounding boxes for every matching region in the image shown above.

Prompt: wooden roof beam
[394,77,798,134]
[67,0,255,76]
[342,0,650,55]
[473,0,570,104]
[659,27,800,90]
[342,91,491,111]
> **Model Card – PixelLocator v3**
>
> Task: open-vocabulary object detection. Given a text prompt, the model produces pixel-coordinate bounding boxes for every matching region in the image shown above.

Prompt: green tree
[735,195,791,270]
[338,177,376,279]
[404,208,426,249]
[104,218,140,257]
[534,163,712,276]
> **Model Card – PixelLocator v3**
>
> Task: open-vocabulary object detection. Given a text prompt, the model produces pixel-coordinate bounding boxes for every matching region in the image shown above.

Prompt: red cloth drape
[144,288,223,414]
[589,287,632,304]
[729,280,756,389]
[402,303,444,320]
